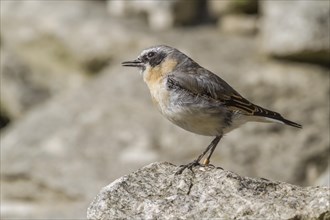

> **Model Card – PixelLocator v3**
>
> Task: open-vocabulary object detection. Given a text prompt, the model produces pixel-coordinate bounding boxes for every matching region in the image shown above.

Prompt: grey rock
[260,0,330,64]
[208,0,258,17]
[107,1,175,30]
[0,47,50,119]
[208,0,232,17]
[87,162,330,220]
[315,166,330,187]
[106,0,203,30]
[0,0,149,120]
[220,14,258,35]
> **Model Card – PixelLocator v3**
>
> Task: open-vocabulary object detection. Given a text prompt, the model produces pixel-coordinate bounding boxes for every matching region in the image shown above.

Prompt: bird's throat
[143,58,178,86]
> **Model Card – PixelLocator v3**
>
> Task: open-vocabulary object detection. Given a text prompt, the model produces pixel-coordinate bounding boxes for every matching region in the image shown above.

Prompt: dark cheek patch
[150,52,166,67]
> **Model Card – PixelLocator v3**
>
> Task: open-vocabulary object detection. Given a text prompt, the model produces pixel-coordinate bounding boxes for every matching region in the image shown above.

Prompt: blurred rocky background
[0,0,329,218]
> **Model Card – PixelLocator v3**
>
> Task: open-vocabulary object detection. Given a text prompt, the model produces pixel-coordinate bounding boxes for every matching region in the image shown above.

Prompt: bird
[122,45,302,174]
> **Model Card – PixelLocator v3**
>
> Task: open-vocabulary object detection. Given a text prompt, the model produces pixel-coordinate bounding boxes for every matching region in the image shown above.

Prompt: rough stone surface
[87,162,330,220]
[261,1,330,64]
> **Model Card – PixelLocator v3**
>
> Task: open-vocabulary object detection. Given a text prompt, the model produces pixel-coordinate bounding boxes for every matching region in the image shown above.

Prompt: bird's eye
[147,51,155,58]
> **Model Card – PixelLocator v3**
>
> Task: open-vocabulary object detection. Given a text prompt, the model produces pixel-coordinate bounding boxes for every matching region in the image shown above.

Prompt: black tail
[223,94,302,128]
[253,105,302,129]
[278,117,303,129]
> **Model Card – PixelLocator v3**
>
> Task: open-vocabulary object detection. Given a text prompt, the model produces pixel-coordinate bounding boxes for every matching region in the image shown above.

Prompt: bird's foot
[175,160,201,175]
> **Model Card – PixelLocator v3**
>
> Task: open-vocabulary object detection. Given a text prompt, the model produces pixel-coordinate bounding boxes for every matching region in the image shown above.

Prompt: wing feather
[166,67,302,128]
[166,67,256,115]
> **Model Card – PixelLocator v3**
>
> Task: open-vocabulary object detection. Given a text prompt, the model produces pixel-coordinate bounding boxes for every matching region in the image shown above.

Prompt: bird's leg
[202,134,223,165]
[176,136,221,175]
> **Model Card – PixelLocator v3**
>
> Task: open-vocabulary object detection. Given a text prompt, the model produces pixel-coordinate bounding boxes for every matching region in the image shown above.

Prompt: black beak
[122,59,143,68]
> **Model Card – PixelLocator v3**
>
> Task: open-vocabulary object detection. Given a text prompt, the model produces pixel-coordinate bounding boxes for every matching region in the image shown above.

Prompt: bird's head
[122,45,188,80]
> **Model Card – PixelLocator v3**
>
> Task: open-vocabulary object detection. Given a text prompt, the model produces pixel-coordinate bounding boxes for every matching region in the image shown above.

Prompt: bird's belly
[165,109,225,136]
[152,90,225,136]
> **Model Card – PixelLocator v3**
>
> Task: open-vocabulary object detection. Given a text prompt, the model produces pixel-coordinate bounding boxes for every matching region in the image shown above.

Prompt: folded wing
[166,67,302,128]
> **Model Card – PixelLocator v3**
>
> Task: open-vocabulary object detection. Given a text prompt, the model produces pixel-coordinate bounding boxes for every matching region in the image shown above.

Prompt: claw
[205,164,215,169]
[175,160,200,175]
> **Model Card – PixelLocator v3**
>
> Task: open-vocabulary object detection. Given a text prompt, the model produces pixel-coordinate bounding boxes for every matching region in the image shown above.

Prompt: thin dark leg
[175,136,221,175]
[203,134,223,165]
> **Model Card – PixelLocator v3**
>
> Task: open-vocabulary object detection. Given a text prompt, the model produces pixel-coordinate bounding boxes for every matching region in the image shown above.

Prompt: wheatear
[122,45,302,174]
